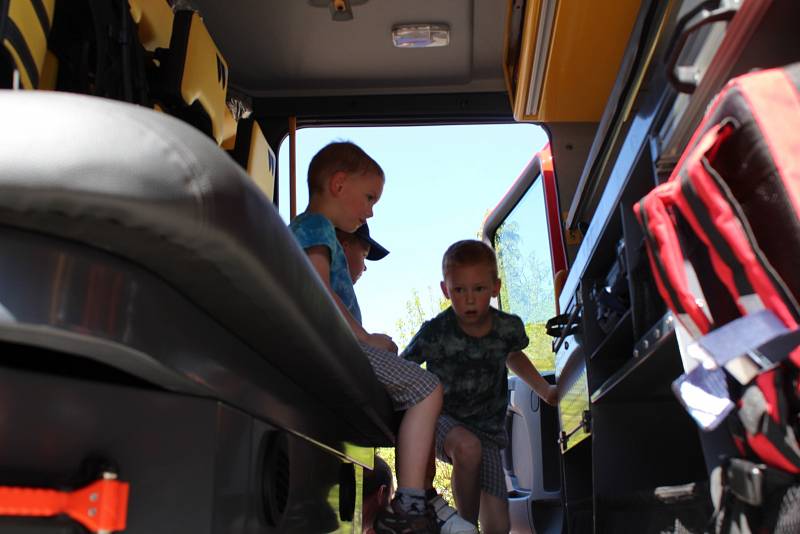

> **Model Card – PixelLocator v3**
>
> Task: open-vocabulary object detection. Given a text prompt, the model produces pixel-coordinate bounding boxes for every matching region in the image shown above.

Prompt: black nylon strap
[700,156,800,322]
[679,170,755,300]
[755,407,800,473]
[753,329,800,365]
[0,0,8,38]
[30,0,50,36]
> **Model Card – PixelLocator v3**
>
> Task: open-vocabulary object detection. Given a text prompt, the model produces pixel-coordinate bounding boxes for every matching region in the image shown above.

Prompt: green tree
[494,220,556,370]
[382,287,453,504]
[394,287,448,350]
[375,446,455,505]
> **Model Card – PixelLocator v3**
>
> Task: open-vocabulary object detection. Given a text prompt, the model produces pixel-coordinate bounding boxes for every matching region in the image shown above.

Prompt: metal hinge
[558,410,592,452]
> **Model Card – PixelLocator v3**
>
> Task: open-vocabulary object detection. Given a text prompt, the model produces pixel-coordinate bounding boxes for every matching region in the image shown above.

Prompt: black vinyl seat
[0,90,395,448]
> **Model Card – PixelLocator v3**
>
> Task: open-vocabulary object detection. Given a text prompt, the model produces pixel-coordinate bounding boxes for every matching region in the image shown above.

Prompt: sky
[278,124,548,347]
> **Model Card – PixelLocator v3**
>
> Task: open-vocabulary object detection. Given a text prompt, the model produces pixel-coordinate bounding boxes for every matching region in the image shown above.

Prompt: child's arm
[506,351,557,405]
[306,246,398,353]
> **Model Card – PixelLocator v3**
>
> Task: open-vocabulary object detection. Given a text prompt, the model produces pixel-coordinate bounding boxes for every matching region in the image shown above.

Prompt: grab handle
[665,0,740,94]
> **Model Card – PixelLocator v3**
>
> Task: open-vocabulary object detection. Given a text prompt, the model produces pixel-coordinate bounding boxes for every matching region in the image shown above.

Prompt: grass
[376,447,454,504]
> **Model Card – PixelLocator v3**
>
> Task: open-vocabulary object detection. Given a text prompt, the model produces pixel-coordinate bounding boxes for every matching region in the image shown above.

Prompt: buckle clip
[0,471,129,533]
[726,458,764,506]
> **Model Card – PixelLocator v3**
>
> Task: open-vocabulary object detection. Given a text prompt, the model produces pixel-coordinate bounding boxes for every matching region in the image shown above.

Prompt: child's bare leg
[443,426,482,525]
[425,443,436,489]
[478,491,510,534]
[396,383,443,489]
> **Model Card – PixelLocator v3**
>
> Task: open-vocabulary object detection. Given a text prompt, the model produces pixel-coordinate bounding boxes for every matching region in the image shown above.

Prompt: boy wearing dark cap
[336,223,389,284]
[362,455,394,534]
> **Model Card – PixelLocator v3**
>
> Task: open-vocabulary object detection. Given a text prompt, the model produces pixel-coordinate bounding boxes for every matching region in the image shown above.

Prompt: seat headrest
[161,9,229,144]
[128,0,174,51]
[228,119,276,201]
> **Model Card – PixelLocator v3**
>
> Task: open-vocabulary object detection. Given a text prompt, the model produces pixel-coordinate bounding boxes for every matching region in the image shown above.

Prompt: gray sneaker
[428,493,478,534]
[375,498,439,534]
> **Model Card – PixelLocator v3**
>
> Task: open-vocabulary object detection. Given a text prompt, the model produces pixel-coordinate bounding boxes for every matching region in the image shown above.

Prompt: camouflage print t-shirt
[402,307,528,443]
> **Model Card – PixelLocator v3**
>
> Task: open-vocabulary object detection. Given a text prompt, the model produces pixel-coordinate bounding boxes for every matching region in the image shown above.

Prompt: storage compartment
[547,3,800,532]
[504,375,562,534]
[0,365,354,533]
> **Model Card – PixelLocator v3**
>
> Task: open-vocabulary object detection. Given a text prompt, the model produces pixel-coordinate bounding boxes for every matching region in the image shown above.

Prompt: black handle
[665,1,740,94]
[548,304,582,354]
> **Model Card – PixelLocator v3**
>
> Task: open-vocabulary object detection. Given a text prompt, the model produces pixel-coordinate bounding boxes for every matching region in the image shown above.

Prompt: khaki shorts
[359,342,440,410]
[435,413,507,499]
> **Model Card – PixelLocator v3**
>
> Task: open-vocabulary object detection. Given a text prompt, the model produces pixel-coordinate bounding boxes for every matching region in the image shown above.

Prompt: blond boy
[338,225,477,534]
[403,240,557,534]
[289,141,444,533]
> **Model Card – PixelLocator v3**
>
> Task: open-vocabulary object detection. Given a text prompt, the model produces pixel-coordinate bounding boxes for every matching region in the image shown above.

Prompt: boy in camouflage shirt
[403,240,557,534]
[338,225,477,534]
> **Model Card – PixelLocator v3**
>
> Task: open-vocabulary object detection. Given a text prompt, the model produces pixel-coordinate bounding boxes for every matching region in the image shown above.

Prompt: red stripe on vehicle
[540,148,568,275]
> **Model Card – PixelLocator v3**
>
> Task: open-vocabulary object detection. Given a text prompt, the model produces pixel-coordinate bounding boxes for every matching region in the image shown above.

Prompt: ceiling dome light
[392,24,450,48]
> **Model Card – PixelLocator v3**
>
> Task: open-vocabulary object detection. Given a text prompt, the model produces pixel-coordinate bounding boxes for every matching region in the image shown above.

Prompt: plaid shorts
[435,414,507,499]
[359,342,440,411]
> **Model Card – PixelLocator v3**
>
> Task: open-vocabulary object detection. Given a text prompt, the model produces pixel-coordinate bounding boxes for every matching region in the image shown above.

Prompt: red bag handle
[635,187,711,337]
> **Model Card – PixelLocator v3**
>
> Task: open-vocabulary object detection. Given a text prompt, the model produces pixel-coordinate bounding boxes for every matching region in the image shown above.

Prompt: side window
[494,176,555,371]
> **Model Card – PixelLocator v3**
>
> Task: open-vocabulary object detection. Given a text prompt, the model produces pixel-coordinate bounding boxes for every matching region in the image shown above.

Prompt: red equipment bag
[635,62,800,515]
[637,64,800,342]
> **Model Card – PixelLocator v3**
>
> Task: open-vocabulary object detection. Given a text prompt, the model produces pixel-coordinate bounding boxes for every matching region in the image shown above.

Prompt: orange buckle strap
[0,471,129,533]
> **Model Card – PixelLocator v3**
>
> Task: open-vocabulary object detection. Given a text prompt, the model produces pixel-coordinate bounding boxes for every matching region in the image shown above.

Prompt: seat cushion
[0,90,395,445]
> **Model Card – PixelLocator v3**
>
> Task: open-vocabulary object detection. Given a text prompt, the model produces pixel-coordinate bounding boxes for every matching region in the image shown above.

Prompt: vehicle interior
[1,0,798,533]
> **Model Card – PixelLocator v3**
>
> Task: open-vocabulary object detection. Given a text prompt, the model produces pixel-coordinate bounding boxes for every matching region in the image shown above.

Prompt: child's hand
[542,384,558,406]
[366,333,398,354]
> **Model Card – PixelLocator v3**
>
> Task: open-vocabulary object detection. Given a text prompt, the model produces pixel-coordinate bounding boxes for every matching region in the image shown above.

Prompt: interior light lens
[392,24,450,48]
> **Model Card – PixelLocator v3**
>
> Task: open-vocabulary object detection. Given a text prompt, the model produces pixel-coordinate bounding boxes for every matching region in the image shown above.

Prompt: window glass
[276,124,549,348]
[494,176,555,371]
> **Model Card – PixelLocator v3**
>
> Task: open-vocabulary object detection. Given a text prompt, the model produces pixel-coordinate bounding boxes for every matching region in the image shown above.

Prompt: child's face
[332,171,384,233]
[441,262,500,329]
[342,238,370,283]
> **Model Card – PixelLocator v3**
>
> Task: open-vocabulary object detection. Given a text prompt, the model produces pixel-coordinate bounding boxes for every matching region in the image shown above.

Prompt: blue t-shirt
[289,211,362,324]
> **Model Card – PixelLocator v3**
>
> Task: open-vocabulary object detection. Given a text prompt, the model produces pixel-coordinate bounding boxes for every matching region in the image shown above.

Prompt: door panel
[506,375,562,534]
[485,144,566,533]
